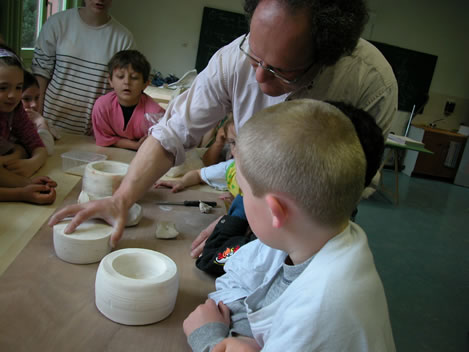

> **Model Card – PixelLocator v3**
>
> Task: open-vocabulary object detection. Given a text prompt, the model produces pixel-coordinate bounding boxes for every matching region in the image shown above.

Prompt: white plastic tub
[61,150,107,176]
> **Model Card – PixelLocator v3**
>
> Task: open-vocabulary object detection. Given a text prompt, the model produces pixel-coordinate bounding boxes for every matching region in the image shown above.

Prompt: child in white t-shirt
[155,119,238,196]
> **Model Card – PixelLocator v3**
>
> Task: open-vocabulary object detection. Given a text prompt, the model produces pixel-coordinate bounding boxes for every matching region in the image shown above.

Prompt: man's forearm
[114,136,174,208]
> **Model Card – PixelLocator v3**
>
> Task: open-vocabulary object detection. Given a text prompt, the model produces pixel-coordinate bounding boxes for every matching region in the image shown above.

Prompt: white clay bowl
[53,220,112,264]
[95,248,179,325]
[82,160,129,198]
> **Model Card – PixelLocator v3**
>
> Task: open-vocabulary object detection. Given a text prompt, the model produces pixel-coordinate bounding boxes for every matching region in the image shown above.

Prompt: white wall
[110,0,244,78]
[363,0,469,132]
[111,0,469,132]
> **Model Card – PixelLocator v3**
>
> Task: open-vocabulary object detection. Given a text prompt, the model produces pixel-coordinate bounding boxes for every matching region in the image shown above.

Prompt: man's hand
[48,196,128,247]
[183,299,230,337]
[191,215,222,258]
[213,337,261,352]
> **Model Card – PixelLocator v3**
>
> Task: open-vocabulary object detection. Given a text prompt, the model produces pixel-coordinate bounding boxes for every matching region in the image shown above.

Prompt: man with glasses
[49,0,397,248]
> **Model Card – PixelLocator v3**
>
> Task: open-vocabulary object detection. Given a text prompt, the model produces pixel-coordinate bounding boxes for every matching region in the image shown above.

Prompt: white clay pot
[95,248,179,325]
[82,160,129,198]
[53,220,112,264]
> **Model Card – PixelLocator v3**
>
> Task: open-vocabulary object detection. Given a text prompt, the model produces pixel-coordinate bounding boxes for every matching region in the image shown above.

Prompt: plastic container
[61,150,107,176]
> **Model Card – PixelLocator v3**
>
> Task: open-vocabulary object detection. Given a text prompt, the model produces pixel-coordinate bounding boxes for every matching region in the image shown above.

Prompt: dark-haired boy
[92,50,165,150]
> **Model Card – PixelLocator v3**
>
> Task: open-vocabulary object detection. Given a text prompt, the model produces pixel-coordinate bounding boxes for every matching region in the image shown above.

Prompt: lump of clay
[77,190,90,204]
[155,221,179,239]
[126,203,143,227]
[199,201,212,214]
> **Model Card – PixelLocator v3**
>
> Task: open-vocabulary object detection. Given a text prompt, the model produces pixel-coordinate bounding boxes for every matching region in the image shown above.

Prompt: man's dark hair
[243,0,369,67]
[108,50,151,82]
[23,70,39,91]
[327,101,384,187]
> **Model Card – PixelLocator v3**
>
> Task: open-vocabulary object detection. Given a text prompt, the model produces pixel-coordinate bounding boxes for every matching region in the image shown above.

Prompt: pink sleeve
[92,94,121,147]
[141,94,165,133]
[146,95,165,115]
[11,106,45,155]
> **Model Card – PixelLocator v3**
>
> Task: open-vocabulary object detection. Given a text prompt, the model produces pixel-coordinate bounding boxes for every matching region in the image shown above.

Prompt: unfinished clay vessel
[95,248,179,325]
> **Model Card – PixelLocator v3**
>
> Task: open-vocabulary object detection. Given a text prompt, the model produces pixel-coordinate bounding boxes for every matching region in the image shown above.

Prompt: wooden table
[0,134,135,275]
[0,135,223,351]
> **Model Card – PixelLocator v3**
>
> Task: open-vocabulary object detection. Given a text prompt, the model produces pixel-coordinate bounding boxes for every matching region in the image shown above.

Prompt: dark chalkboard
[195,7,249,73]
[370,41,438,113]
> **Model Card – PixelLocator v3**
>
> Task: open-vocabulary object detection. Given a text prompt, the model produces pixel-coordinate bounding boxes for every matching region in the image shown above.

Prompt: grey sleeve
[187,322,229,352]
[226,299,253,338]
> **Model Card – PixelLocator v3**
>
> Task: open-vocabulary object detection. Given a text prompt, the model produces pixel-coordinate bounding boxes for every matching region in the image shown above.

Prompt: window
[22,0,66,49]
[21,0,79,68]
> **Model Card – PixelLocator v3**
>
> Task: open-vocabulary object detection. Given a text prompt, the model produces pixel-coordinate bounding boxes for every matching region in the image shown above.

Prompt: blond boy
[183,100,395,351]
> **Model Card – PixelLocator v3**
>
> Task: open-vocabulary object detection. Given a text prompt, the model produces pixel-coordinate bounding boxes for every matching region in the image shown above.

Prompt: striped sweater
[32,8,135,135]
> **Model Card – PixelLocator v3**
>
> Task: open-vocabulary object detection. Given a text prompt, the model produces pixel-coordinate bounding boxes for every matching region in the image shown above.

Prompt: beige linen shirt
[151,36,397,166]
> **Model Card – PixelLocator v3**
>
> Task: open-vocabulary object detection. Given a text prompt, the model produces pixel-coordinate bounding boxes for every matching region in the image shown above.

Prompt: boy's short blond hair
[237,99,366,226]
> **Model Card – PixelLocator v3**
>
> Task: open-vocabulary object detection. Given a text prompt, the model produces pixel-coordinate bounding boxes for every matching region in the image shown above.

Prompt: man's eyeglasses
[238,34,314,85]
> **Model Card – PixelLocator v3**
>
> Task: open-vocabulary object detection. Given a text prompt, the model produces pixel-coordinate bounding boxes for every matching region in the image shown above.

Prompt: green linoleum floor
[356,170,469,352]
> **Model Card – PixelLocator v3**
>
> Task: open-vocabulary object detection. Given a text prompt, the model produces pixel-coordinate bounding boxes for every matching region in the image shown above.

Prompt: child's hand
[213,337,261,352]
[183,299,230,337]
[154,180,185,193]
[4,158,39,177]
[137,135,148,148]
[24,109,44,125]
[214,126,226,145]
[219,193,234,212]
[191,216,222,258]
[31,176,57,188]
[218,193,234,201]
[20,183,56,204]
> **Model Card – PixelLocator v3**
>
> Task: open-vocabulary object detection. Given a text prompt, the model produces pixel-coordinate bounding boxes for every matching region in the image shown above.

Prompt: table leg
[377,148,399,205]
[393,149,399,205]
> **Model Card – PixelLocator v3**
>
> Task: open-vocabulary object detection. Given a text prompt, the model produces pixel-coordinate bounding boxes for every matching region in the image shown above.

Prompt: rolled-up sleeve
[31,16,58,80]
[150,48,233,166]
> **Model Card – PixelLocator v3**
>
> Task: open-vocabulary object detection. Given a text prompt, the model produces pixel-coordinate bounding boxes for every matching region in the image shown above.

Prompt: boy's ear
[108,76,114,88]
[265,194,288,229]
[142,79,150,92]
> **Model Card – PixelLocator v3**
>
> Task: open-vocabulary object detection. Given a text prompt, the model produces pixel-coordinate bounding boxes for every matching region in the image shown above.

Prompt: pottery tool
[155,200,217,207]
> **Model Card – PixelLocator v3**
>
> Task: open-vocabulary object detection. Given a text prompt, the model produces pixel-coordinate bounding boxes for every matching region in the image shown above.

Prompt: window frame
[20,0,81,67]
